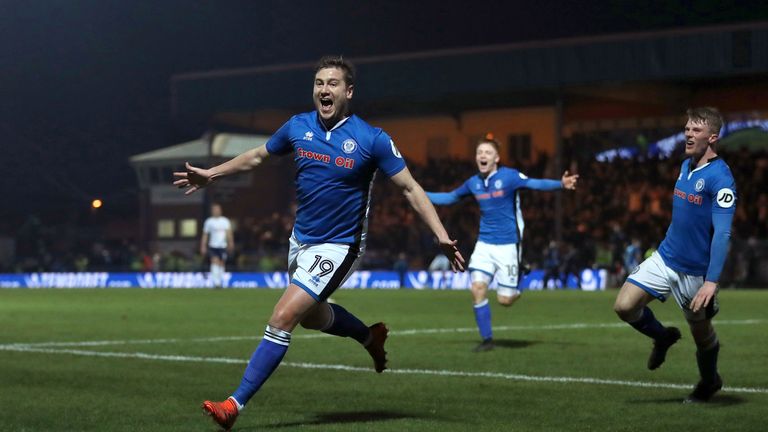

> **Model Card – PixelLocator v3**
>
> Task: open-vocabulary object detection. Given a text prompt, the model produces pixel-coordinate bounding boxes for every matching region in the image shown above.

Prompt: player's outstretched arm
[390,167,465,272]
[425,190,462,206]
[525,170,579,191]
[173,145,270,195]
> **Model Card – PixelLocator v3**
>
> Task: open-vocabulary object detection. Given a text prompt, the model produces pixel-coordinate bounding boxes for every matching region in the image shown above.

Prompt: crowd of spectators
[4,132,767,287]
[358,135,767,287]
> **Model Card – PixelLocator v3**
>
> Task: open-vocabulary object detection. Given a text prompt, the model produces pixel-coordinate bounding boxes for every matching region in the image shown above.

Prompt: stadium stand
[6,137,767,287]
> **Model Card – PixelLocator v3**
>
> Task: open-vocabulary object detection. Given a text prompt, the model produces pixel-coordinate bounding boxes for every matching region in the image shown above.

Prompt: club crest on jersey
[303,131,314,141]
[695,178,705,192]
[390,139,402,158]
[342,139,357,154]
[494,179,502,189]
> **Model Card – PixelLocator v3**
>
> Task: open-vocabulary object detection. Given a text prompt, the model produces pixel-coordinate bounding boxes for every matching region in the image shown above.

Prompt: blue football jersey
[658,157,737,276]
[450,167,531,244]
[266,112,406,246]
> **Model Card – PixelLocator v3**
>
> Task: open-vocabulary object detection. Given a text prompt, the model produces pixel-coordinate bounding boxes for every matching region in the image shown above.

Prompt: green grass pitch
[1,288,766,431]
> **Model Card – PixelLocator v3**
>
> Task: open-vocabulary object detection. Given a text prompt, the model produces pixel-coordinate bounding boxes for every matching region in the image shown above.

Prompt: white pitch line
[1,344,767,395]
[1,319,763,349]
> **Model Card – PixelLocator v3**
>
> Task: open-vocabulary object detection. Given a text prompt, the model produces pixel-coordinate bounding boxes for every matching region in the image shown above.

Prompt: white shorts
[288,234,362,302]
[469,241,521,297]
[627,251,719,322]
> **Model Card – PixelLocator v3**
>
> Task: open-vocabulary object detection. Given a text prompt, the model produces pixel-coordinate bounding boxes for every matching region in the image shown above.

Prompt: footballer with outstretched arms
[174,55,465,430]
[426,135,578,352]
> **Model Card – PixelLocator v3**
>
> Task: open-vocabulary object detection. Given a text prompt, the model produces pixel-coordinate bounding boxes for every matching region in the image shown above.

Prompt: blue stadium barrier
[0,269,607,290]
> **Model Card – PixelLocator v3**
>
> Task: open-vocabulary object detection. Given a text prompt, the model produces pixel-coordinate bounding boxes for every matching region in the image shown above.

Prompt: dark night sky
[2,0,767,224]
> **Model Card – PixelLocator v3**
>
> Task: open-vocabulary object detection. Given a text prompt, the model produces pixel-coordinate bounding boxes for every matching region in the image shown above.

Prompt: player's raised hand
[173,162,214,195]
[690,281,717,313]
[561,170,579,190]
[439,238,466,272]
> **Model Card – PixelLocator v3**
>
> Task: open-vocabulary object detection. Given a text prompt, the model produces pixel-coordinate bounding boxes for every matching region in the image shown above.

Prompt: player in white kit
[201,203,233,288]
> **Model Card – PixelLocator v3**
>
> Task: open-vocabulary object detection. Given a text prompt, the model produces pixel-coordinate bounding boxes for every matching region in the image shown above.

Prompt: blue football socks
[473,299,493,341]
[629,307,667,340]
[232,325,290,407]
[322,303,371,345]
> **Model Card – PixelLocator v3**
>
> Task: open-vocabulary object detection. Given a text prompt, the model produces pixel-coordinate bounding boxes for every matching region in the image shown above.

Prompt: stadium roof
[129,133,270,164]
[172,22,768,127]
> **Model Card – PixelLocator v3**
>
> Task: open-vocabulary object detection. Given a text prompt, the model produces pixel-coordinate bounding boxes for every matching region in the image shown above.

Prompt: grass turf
[0,288,766,431]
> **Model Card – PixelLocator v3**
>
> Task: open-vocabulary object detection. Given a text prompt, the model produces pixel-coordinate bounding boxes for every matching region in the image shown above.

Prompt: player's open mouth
[479,161,489,168]
[320,98,333,112]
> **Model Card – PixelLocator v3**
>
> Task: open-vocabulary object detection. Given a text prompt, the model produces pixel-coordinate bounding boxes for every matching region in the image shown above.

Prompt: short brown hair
[315,55,356,86]
[687,107,724,135]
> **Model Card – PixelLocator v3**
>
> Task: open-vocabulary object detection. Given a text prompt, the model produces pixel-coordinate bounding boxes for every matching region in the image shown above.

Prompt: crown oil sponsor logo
[674,187,703,206]
[296,147,355,169]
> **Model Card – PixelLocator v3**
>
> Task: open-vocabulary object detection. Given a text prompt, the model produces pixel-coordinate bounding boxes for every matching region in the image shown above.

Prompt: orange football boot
[201,397,239,430]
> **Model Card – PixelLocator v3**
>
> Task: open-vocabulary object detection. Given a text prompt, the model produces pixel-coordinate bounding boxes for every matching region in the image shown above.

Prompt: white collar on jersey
[686,155,719,180]
[482,169,498,187]
[319,115,350,132]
